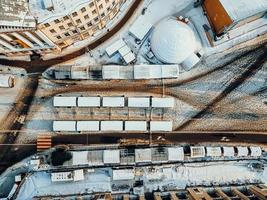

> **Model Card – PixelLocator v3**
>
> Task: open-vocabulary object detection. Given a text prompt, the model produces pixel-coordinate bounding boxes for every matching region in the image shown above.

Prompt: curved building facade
[30,0,127,49]
[0,0,128,57]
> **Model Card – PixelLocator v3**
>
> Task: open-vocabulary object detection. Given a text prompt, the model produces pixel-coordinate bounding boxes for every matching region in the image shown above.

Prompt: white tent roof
[223,147,235,157]
[77,97,100,107]
[250,146,262,157]
[125,121,147,131]
[101,121,123,131]
[128,97,150,107]
[53,121,76,131]
[237,146,249,157]
[219,0,267,22]
[151,18,196,64]
[112,169,135,181]
[103,150,120,164]
[135,148,151,163]
[53,96,76,107]
[72,151,88,165]
[206,147,222,157]
[167,147,184,161]
[102,97,125,107]
[76,121,100,131]
[73,169,84,181]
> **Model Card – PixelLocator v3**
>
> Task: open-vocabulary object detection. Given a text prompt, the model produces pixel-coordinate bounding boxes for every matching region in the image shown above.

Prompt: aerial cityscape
[0,0,266,199]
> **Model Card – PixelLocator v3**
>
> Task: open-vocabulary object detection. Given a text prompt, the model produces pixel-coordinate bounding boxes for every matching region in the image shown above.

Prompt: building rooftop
[0,0,36,30]
[29,0,91,23]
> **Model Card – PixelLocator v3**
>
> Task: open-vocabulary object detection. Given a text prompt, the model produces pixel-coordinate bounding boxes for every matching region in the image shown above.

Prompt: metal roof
[237,146,249,157]
[106,39,126,57]
[129,14,153,41]
[250,146,262,157]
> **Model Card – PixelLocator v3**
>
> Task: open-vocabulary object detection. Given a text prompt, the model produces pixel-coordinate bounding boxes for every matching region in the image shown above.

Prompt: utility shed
[101,121,123,131]
[102,97,125,107]
[223,147,235,157]
[106,39,126,57]
[135,148,152,163]
[53,96,77,107]
[167,147,184,161]
[250,147,262,157]
[118,45,131,57]
[190,146,205,158]
[237,146,249,157]
[112,169,135,181]
[129,15,153,41]
[150,121,173,132]
[125,121,147,131]
[206,147,222,157]
[77,97,100,107]
[53,121,76,131]
[128,97,150,107]
[51,172,73,182]
[103,150,120,164]
[72,151,88,165]
[152,97,175,108]
[76,121,100,131]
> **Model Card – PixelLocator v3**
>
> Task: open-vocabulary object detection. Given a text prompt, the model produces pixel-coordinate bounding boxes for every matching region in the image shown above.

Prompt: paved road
[0,0,142,73]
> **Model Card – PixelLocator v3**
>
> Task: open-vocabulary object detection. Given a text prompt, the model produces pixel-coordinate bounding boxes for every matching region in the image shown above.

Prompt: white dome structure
[151,18,196,64]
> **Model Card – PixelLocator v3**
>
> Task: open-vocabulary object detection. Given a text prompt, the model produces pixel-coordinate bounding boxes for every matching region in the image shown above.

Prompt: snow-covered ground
[15,161,266,199]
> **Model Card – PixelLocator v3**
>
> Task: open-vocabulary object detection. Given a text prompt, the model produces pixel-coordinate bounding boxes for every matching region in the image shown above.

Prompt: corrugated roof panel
[237,146,249,157]
[250,146,262,157]
[72,151,88,165]
[112,169,135,180]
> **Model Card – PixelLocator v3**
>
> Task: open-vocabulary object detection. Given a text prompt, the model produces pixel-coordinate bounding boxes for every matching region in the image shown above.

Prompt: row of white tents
[53,96,175,108]
[53,120,173,132]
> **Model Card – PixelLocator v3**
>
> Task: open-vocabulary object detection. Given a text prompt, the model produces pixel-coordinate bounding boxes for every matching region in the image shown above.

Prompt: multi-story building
[0,0,128,58]
[0,0,57,57]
